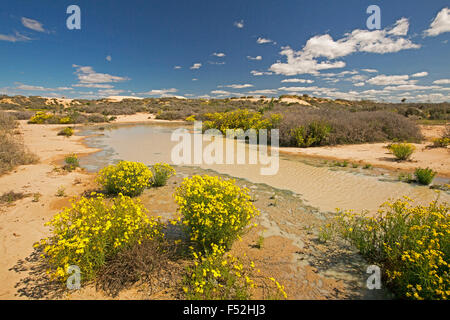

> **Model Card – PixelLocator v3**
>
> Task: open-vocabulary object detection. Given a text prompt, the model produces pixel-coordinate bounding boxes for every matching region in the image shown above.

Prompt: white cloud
[174,65,182,69]
[106,55,112,62]
[223,84,254,89]
[411,71,428,78]
[281,78,314,84]
[192,78,198,81]
[15,83,71,91]
[383,84,441,91]
[190,63,202,70]
[212,52,225,57]
[247,89,278,95]
[247,55,262,60]
[269,18,419,76]
[208,61,225,65]
[98,89,125,96]
[73,83,114,89]
[361,68,378,73]
[354,82,365,87]
[366,74,415,86]
[433,79,450,84]
[0,31,31,42]
[257,37,275,44]
[250,70,273,76]
[424,8,450,37]
[143,88,178,95]
[234,20,244,29]
[72,65,130,84]
[21,17,46,32]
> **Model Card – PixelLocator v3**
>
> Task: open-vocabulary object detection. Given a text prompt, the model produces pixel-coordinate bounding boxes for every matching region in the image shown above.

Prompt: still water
[80,123,449,213]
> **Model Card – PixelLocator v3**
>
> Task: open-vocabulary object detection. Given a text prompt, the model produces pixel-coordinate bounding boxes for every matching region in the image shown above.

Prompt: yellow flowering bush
[97,161,153,196]
[59,116,72,124]
[35,193,163,282]
[183,243,287,300]
[326,197,449,300]
[174,175,259,250]
[28,111,53,124]
[150,163,176,187]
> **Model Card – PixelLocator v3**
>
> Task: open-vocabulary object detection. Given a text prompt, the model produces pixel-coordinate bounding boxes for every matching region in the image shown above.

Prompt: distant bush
[389,143,416,161]
[414,167,437,185]
[291,121,331,147]
[63,154,79,171]
[28,111,53,124]
[150,163,176,187]
[97,161,153,196]
[431,137,449,148]
[57,127,74,137]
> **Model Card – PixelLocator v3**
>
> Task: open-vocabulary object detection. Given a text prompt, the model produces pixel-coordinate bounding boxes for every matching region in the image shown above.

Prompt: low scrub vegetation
[97,161,153,196]
[320,197,449,300]
[0,111,37,175]
[389,143,416,161]
[58,127,74,137]
[150,163,176,187]
[414,167,437,185]
[63,154,79,171]
[174,175,259,251]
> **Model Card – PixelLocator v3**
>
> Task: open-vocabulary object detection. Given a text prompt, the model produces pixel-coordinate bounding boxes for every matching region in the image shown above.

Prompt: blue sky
[0,0,449,102]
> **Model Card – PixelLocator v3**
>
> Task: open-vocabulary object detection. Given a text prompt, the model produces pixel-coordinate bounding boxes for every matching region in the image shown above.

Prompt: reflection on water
[79,123,449,213]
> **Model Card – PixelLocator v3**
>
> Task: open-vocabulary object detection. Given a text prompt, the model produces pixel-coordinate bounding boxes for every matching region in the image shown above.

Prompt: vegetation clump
[174,175,259,251]
[414,167,437,185]
[97,161,153,196]
[321,197,449,300]
[389,143,416,161]
[57,127,74,137]
[150,163,176,187]
[35,193,163,282]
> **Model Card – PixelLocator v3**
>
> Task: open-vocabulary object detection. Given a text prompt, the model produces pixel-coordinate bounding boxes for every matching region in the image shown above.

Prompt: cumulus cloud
[269,18,419,76]
[21,17,46,32]
[190,63,202,70]
[433,79,450,84]
[223,84,254,89]
[73,83,114,89]
[366,74,416,86]
[234,20,244,29]
[72,65,130,84]
[250,70,273,76]
[281,78,314,84]
[143,88,178,95]
[247,89,278,95]
[212,52,225,57]
[424,8,450,37]
[106,55,112,62]
[174,65,182,69]
[361,68,378,73]
[247,55,262,60]
[257,37,275,44]
[15,83,71,91]
[411,71,428,78]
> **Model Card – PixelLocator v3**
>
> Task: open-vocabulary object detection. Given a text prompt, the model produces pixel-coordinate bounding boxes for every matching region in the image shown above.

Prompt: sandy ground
[279,125,450,177]
[0,116,446,299]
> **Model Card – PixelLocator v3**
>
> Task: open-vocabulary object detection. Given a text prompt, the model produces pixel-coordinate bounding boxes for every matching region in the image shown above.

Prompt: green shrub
[389,143,416,161]
[326,198,449,300]
[36,194,163,282]
[63,154,79,171]
[150,163,176,187]
[291,121,331,147]
[432,137,450,148]
[28,111,53,124]
[174,175,259,251]
[58,127,74,137]
[59,116,72,124]
[414,167,437,185]
[97,161,153,196]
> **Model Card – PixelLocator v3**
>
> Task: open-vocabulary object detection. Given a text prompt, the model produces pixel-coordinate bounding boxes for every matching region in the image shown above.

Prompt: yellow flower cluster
[150,163,176,187]
[28,111,53,124]
[331,196,449,300]
[183,243,288,300]
[174,175,259,250]
[97,161,153,196]
[35,193,163,281]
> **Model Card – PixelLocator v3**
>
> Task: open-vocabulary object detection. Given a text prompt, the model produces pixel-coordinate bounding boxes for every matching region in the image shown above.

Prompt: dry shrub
[96,239,185,297]
[0,111,38,175]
